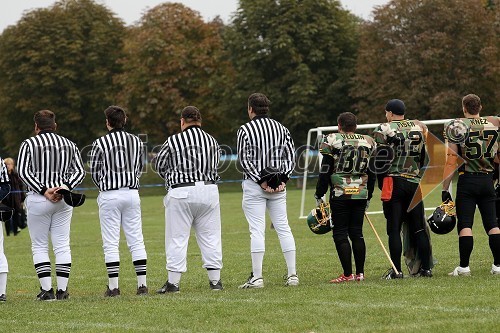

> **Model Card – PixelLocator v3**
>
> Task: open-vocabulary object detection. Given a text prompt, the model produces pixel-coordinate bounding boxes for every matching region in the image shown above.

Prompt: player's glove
[380,123,396,138]
[442,190,453,203]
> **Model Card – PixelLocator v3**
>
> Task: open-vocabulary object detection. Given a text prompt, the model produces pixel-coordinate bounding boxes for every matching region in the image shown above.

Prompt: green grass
[2,186,500,332]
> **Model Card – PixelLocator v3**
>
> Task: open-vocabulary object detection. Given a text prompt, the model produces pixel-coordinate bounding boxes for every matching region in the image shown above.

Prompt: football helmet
[0,203,14,222]
[306,202,332,234]
[427,200,456,234]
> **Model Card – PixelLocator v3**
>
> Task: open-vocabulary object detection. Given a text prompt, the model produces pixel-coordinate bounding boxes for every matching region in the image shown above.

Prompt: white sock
[108,277,119,290]
[251,252,265,278]
[168,271,182,285]
[283,250,296,276]
[40,277,52,291]
[0,273,7,295]
[137,275,147,288]
[207,269,220,282]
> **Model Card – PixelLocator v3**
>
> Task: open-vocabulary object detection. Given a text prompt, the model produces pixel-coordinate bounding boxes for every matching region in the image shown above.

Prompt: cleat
[329,274,355,284]
[490,264,500,275]
[56,289,69,300]
[383,268,404,280]
[284,274,299,286]
[104,286,121,297]
[37,288,55,301]
[238,272,264,289]
[156,281,179,294]
[416,269,433,278]
[355,273,365,281]
[209,280,224,291]
[136,285,148,296]
[448,266,471,276]
[0,294,6,302]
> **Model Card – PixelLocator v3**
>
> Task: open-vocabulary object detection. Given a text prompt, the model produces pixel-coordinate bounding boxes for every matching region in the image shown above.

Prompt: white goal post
[299,119,453,219]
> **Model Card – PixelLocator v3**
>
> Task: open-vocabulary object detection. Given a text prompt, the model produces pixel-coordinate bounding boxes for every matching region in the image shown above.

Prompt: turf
[1,185,499,332]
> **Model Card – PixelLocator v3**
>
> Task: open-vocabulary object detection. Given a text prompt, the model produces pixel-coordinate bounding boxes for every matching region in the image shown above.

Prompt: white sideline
[299,119,453,219]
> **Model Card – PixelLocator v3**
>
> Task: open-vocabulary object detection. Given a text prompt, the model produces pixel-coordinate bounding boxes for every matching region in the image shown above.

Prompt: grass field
[1,185,500,332]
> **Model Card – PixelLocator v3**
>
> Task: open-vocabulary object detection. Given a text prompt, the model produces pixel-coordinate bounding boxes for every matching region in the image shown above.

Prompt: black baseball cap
[56,189,86,207]
[385,99,406,115]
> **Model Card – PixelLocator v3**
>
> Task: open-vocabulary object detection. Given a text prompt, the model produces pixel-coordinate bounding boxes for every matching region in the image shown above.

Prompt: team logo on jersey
[445,119,469,144]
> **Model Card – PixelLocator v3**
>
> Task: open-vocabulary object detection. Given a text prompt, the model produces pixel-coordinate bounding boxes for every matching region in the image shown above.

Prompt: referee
[0,157,11,302]
[155,106,223,293]
[237,93,298,289]
[90,106,148,296]
[18,110,85,301]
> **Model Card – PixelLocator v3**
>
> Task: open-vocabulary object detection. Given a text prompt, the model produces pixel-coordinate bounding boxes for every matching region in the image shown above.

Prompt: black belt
[459,172,493,176]
[171,181,216,189]
[107,186,138,191]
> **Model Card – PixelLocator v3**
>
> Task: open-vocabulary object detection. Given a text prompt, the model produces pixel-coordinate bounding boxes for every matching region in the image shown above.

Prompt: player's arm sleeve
[281,129,296,183]
[89,141,103,187]
[66,143,86,189]
[237,128,260,183]
[137,138,144,179]
[442,142,459,191]
[315,153,334,199]
[17,141,47,195]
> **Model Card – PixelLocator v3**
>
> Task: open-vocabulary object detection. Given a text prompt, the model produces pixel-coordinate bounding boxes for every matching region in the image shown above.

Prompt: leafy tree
[223,0,360,145]
[116,3,233,146]
[0,0,125,155]
[351,0,500,123]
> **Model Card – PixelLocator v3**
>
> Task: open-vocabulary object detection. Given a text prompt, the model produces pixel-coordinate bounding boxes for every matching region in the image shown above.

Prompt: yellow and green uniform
[318,132,376,200]
[372,119,427,183]
[444,116,500,173]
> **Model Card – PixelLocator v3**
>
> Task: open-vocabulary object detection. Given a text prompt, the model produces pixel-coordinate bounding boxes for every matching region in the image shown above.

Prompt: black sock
[334,238,352,276]
[488,234,500,266]
[106,261,120,279]
[388,233,402,272]
[415,230,431,270]
[459,236,473,267]
[351,236,366,275]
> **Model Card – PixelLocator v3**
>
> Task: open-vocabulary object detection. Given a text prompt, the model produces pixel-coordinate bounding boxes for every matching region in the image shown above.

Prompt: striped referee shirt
[0,157,9,183]
[90,129,144,192]
[18,131,85,194]
[154,125,220,188]
[237,115,296,182]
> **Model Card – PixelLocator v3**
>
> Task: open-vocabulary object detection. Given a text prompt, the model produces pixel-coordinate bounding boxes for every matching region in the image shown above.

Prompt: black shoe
[137,285,148,296]
[36,288,55,301]
[417,268,433,278]
[0,294,6,302]
[209,280,223,291]
[104,286,120,297]
[156,281,179,294]
[383,268,404,280]
[56,289,69,300]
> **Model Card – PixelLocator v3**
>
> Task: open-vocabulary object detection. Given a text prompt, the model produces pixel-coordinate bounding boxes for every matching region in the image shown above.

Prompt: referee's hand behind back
[44,187,63,203]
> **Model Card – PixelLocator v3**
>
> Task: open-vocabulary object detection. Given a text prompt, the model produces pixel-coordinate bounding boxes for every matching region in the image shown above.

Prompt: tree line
[0,0,498,157]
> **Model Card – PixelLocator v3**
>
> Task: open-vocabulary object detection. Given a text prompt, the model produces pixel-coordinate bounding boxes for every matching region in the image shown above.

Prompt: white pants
[242,180,296,253]
[98,188,146,263]
[26,193,73,264]
[164,182,222,273]
[0,227,7,273]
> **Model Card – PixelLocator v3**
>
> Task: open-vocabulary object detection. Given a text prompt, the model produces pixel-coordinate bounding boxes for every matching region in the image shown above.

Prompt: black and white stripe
[133,259,147,276]
[34,262,51,278]
[0,157,8,182]
[17,131,85,194]
[237,115,296,182]
[90,129,144,191]
[154,126,220,188]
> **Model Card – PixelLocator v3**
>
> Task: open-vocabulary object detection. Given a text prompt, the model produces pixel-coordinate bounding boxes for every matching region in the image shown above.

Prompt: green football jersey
[372,119,427,183]
[320,132,376,199]
[444,116,500,173]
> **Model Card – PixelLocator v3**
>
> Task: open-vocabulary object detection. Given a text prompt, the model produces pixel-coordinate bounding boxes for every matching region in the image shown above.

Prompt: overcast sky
[1,0,390,32]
